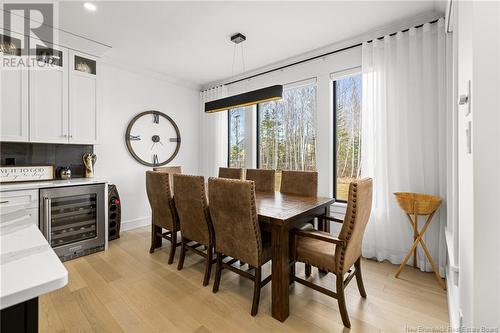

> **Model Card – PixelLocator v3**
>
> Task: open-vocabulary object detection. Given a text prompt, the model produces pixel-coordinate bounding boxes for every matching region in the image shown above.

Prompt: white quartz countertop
[0,178,107,192]
[0,207,68,309]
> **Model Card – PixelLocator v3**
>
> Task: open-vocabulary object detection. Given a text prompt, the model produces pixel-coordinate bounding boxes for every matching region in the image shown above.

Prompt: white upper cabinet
[69,51,99,144]
[0,31,29,142]
[29,40,69,143]
[0,32,100,145]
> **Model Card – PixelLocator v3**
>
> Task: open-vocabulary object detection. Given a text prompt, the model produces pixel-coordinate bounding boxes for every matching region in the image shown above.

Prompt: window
[333,73,362,202]
[228,107,246,168]
[257,82,317,190]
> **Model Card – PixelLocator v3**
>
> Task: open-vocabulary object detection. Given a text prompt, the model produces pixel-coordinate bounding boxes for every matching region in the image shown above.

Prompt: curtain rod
[225,18,440,86]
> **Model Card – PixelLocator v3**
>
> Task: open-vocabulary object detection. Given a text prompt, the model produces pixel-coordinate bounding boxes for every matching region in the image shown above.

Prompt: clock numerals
[153,154,159,165]
[169,137,181,142]
[128,134,141,141]
[153,113,159,124]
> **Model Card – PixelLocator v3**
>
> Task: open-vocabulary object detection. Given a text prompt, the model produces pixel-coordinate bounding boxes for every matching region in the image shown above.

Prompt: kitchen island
[0,207,68,332]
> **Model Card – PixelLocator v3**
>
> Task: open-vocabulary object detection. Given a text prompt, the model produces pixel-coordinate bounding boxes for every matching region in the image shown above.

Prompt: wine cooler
[40,184,106,261]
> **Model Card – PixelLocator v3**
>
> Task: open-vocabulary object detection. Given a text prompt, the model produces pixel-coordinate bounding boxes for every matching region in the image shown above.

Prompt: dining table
[255,191,335,322]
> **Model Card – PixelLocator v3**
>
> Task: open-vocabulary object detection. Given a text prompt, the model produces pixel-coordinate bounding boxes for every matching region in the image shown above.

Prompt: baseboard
[446,264,461,329]
[121,216,150,231]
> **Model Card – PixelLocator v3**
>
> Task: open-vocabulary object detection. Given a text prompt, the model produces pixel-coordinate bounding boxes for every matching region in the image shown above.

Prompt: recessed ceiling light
[83,2,97,12]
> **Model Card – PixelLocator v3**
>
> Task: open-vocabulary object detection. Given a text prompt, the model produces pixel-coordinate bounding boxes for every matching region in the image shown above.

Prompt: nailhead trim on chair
[337,182,358,275]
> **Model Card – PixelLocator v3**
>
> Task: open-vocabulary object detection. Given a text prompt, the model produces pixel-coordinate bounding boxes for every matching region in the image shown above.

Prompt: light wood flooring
[40,227,449,333]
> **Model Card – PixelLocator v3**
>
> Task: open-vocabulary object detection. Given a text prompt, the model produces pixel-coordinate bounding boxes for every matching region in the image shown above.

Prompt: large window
[333,74,362,201]
[257,82,317,190]
[228,107,246,168]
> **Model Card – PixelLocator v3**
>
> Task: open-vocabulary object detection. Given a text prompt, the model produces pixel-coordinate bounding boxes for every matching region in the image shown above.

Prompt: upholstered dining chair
[145,171,181,264]
[174,174,215,286]
[245,169,276,192]
[281,170,319,274]
[153,166,182,194]
[218,167,243,180]
[291,178,373,328]
[280,170,318,196]
[208,177,272,316]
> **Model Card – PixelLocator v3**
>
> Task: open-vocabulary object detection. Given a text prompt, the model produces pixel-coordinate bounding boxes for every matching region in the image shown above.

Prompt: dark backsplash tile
[0,142,93,178]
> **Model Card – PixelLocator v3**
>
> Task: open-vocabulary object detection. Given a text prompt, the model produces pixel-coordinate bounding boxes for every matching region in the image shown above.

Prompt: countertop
[0,178,108,192]
[0,207,68,309]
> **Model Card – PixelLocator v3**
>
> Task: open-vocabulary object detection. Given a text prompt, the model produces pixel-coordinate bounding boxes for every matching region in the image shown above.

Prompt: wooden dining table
[255,191,335,322]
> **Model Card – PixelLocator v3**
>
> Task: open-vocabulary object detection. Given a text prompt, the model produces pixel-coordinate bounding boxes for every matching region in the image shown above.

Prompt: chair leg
[251,267,262,316]
[336,276,351,328]
[177,237,187,270]
[203,244,213,286]
[305,263,312,277]
[149,225,161,253]
[168,230,177,265]
[354,258,367,298]
[212,252,223,293]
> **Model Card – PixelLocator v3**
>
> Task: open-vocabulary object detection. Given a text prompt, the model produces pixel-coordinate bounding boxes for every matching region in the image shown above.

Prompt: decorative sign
[0,166,54,183]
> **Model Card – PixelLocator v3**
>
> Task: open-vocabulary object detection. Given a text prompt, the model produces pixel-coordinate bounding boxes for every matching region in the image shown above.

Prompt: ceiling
[59,1,446,87]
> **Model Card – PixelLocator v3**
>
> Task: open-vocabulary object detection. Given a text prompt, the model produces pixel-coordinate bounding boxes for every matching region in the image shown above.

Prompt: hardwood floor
[40,227,449,333]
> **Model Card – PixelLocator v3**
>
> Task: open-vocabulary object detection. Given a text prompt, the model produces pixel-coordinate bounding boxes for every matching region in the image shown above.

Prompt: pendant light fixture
[205,33,283,113]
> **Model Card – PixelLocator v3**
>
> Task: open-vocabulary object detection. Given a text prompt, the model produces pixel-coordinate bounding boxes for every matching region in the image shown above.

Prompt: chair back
[174,174,212,245]
[152,166,182,194]
[280,170,318,197]
[246,169,275,192]
[208,177,262,267]
[146,171,177,230]
[218,167,243,180]
[335,178,373,274]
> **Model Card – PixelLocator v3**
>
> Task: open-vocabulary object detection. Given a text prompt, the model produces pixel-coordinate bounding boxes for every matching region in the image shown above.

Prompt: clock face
[125,111,181,167]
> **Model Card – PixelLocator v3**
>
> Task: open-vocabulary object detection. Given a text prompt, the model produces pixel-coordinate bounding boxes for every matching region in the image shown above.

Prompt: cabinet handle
[0,200,9,204]
[69,134,73,138]
[63,134,68,138]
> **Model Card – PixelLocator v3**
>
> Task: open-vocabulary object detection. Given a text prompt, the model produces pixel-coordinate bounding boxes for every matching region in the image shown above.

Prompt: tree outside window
[258,83,317,190]
[334,74,362,201]
[228,107,245,168]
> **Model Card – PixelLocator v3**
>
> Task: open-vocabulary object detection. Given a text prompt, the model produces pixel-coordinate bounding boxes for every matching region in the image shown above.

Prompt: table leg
[318,208,330,274]
[271,224,289,322]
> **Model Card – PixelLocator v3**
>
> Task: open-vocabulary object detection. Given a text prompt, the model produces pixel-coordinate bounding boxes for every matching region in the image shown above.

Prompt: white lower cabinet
[0,190,39,227]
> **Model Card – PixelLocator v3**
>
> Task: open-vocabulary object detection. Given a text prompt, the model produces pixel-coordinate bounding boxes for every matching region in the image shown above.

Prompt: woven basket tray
[394,192,442,215]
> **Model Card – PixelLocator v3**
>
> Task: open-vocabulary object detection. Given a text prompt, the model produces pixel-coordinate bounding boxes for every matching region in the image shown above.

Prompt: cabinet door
[0,31,29,142]
[29,41,69,143]
[69,51,98,144]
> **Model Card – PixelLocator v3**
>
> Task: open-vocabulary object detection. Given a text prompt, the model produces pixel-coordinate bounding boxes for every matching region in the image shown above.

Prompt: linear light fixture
[205,85,283,113]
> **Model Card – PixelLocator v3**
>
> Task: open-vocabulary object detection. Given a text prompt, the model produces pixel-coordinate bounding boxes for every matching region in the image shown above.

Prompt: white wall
[95,64,200,230]
[448,0,500,328]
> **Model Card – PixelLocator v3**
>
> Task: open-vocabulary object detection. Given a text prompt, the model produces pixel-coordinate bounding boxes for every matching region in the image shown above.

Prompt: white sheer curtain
[361,19,447,275]
[200,85,228,178]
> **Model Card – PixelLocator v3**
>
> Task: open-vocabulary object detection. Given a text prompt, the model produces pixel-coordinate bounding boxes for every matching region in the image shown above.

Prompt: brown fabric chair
[153,166,182,194]
[208,177,272,316]
[280,170,318,197]
[145,171,181,264]
[174,174,215,286]
[291,178,373,328]
[218,167,243,180]
[245,169,276,192]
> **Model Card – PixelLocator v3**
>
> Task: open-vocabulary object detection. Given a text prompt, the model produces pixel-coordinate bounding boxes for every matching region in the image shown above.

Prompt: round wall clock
[125,111,181,167]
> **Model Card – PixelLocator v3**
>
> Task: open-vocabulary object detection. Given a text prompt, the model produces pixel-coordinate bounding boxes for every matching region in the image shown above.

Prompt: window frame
[332,80,345,203]
[332,71,362,203]
[227,110,231,167]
